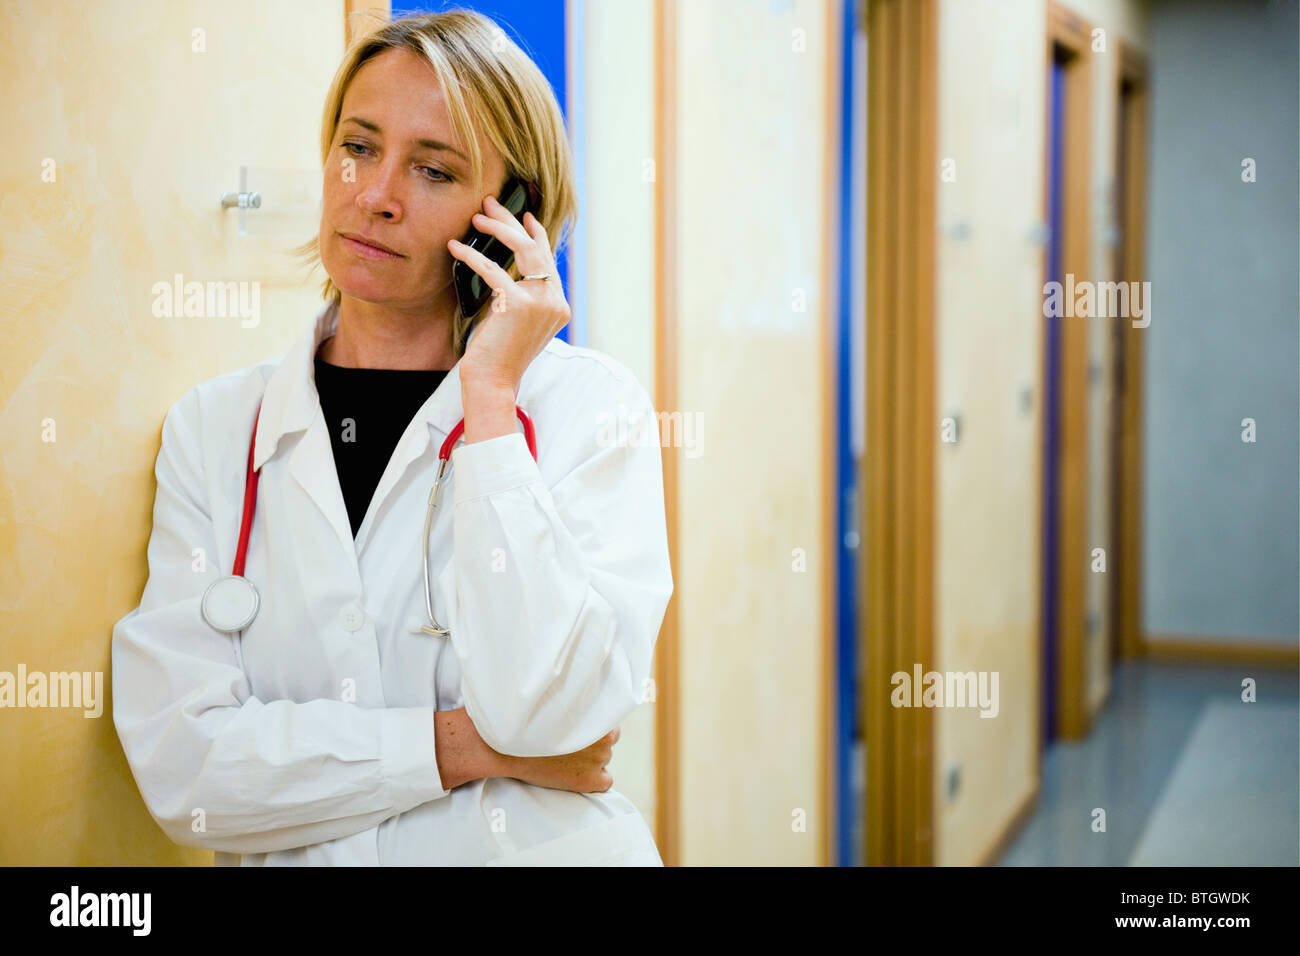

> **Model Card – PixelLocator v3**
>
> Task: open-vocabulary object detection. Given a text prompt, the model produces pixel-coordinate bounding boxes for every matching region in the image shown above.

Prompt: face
[319,47,507,314]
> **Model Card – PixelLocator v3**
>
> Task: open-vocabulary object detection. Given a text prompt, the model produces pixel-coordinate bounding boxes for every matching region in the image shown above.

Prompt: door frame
[862,0,938,867]
[652,0,681,868]
[1042,0,1094,744]
[1113,41,1149,662]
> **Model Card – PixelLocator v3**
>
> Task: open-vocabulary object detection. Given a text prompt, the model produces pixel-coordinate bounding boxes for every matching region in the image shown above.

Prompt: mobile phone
[453,176,544,319]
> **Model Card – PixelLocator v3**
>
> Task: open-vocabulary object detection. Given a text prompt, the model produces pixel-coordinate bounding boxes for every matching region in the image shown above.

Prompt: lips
[339,232,404,256]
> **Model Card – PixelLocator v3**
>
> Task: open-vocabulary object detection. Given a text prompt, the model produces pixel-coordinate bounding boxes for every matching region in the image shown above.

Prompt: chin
[322,254,393,302]
[332,271,388,302]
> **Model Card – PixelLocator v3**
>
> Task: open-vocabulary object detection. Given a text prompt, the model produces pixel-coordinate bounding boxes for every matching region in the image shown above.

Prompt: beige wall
[576,0,660,838]
[931,0,1148,865]
[0,0,342,864]
[673,0,834,865]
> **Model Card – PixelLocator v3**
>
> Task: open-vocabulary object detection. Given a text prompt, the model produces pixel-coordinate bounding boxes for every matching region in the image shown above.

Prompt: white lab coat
[111,299,672,865]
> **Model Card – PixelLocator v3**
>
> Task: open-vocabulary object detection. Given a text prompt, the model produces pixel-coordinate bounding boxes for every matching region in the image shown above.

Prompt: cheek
[439,206,480,252]
[417,207,466,261]
[320,177,352,221]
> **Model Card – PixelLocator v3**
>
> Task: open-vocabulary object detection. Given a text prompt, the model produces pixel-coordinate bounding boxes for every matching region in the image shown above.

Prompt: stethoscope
[199,401,538,636]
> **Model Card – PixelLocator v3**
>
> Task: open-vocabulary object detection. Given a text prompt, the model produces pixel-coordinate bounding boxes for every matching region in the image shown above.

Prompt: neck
[321,291,459,370]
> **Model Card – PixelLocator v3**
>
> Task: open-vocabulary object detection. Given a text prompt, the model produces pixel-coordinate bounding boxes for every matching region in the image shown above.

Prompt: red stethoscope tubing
[230,402,537,575]
[232,407,262,577]
[438,406,537,462]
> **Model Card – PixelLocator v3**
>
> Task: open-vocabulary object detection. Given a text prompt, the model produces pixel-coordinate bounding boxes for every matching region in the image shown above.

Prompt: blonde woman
[111,10,671,866]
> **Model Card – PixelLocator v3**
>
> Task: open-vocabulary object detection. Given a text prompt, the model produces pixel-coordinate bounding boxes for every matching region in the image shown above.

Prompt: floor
[996,659,1299,866]
[845,658,1297,866]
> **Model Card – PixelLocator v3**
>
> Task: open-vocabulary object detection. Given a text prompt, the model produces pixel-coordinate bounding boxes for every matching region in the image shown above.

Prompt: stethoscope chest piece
[201,574,261,634]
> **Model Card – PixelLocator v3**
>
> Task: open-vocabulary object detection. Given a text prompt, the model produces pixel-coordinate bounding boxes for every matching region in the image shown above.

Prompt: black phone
[453,176,544,319]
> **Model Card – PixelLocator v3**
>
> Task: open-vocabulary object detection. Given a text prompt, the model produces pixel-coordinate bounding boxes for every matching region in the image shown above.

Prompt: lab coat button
[340,602,365,632]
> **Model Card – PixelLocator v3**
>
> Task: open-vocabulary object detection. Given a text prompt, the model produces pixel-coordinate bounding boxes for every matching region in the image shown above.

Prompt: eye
[340,142,451,183]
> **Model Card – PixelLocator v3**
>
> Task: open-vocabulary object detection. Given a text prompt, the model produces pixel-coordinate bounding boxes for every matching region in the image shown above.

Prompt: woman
[111,10,672,866]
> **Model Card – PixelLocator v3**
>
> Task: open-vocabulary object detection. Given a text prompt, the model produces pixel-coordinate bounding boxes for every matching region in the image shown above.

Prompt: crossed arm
[435,706,618,793]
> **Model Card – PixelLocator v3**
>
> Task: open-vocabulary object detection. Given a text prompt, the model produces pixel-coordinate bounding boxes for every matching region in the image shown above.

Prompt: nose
[356,159,402,221]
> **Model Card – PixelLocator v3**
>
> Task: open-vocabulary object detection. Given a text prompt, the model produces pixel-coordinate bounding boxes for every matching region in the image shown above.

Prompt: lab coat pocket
[485,810,663,867]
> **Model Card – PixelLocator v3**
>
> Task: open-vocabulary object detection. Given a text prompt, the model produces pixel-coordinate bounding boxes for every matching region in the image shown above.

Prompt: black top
[313,355,450,537]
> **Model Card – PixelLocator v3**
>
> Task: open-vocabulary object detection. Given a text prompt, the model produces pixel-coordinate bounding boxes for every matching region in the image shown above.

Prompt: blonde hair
[295,8,578,357]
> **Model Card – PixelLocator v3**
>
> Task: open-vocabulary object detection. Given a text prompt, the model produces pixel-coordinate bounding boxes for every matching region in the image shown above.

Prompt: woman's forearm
[435,707,507,789]
[434,706,616,795]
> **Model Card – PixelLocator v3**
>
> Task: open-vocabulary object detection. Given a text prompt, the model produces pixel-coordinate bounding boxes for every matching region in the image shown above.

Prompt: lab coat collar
[253,298,469,473]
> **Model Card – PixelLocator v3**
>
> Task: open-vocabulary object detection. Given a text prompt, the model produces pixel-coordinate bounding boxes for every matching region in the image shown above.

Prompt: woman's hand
[448,193,570,395]
[439,707,620,793]
[497,727,621,794]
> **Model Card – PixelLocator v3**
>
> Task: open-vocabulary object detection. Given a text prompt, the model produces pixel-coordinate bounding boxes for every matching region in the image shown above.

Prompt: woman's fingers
[518,212,557,279]
[469,210,530,250]
[447,238,512,296]
[522,210,548,246]
[481,192,521,226]
[477,194,555,278]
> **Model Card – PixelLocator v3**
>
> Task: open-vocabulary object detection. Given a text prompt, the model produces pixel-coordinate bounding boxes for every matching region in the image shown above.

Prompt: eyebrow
[340,117,469,163]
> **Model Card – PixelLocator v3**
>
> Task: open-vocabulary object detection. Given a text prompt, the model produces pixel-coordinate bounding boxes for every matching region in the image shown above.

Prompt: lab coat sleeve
[111,390,449,855]
[437,368,674,757]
